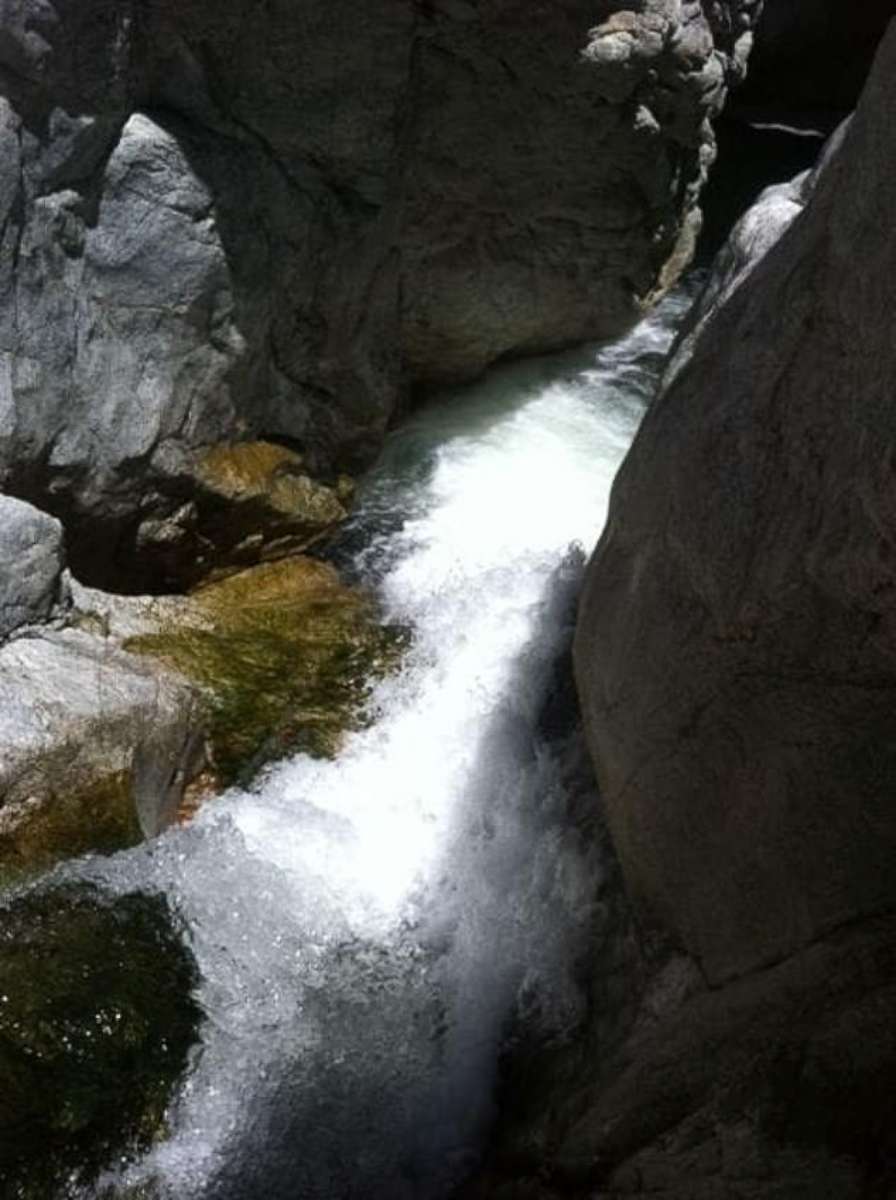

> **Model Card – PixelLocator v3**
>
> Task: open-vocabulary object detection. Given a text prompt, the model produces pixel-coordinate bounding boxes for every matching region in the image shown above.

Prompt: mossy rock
[0,772,142,892]
[189,441,354,581]
[0,883,200,1198]
[198,441,353,527]
[128,557,407,786]
[133,441,356,589]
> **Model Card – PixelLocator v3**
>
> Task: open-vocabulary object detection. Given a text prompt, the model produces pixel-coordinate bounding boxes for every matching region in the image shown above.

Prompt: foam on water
[73,283,697,1199]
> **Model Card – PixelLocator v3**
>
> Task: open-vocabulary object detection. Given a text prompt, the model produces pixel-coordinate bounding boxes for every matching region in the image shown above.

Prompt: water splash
[74,282,698,1199]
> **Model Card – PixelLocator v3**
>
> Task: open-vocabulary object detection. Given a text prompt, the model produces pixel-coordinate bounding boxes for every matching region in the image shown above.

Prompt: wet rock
[0,546,401,876]
[0,882,201,1198]
[0,495,67,640]
[0,627,205,883]
[129,441,353,590]
[574,25,896,984]
[121,557,407,786]
[187,442,352,584]
[0,1,761,588]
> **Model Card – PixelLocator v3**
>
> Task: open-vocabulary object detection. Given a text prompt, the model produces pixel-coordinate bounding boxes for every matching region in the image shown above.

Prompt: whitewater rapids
[75,282,697,1200]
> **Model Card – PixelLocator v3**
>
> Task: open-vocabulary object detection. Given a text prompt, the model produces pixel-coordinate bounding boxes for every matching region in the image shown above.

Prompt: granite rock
[0,0,761,588]
[575,23,896,985]
[0,494,67,639]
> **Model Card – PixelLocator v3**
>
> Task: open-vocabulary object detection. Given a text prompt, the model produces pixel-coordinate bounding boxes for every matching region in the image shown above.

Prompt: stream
[73,280,699,1199]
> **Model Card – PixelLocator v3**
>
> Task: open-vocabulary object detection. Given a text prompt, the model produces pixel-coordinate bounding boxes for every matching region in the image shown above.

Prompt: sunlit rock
[0,627,205,885]
[0,0,761,587]
[130,440,354,589]
[123,556,407,787]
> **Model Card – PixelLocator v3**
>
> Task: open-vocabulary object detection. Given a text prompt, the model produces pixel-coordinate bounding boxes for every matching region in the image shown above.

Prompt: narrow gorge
[1,3,894,1199]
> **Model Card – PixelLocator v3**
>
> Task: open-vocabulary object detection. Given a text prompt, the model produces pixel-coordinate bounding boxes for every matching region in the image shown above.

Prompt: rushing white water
[72,283,696,1200]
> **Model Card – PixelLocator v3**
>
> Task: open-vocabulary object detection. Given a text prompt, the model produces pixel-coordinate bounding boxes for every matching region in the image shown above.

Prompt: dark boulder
[0,883,201,1197]
[575,23,896,986]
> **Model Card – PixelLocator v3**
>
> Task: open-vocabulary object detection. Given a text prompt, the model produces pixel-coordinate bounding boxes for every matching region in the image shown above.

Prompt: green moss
[197,441,352,527]
[128,557,407,786]
[0,883,200,1197]
[0,772,142,891]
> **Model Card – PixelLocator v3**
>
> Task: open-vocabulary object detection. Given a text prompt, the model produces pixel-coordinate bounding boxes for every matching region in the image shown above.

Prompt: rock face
[0,0,759,588]
[0,495,67,638]
[575,23,896,987]
[467,906,896,1199]
[462,41,896,1196]
[666,117,850,387]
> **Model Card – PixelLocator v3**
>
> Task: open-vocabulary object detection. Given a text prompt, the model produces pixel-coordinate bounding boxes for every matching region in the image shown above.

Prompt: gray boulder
[0,624,205,879]
[575,22,896,984]
[665,116,852,389]
[0,494,66,639]
[0,0,761,588]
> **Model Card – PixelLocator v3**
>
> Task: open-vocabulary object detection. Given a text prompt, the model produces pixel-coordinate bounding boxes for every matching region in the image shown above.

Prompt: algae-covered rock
[128,557,406,785]
[0,883,201,1198]
[0,628,206,885]
[131,441,355,592]
[0,772,139,892]
[191,441,353,577]
[197,442,353,524]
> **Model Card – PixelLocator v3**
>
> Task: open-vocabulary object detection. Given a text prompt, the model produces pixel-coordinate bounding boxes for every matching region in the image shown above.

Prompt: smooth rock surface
[0,0,760,587]
[0,494,67,639]
[0,625,205,877]
[575,25,896,984]
[667,118,850,387]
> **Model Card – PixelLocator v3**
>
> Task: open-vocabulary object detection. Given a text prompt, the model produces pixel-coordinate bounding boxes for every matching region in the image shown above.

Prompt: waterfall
[74,281,698,1200]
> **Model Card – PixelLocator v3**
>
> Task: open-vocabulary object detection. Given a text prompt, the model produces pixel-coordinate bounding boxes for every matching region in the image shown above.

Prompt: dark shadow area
[699,1,893,264]
[697,116,825,263]
[735,0,894,118]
